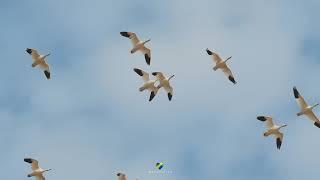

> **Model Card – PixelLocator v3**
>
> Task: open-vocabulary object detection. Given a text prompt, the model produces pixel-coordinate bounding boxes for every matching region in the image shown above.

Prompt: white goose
[293,86,320,128]
[26,48,51,79]
[257,116,287,149]
[152,72,174,101]
[120,32,151,65]
[206,48,236,84]
[24,158,51,180]
[117,172,138,180]
[134,68,159,101]
[117,172,127,180]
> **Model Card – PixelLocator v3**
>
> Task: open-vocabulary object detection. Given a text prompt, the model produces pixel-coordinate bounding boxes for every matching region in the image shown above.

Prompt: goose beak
[169,75,175,81]
[44,53,51,58]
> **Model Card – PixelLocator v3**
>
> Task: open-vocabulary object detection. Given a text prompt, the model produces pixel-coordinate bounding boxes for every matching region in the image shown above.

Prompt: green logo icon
[156,162,164,170]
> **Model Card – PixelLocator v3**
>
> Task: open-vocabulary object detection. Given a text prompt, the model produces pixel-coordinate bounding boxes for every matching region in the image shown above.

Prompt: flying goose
[117,172,138,180]
[293,86,320,128]
[24,158,51,180]
[134,68,159,101]
[257,116,287,149]
[117,172,127,180]
[26,48,51,79]
[206,48,236,84]
[152,72,174,101]
[120,32,151,65]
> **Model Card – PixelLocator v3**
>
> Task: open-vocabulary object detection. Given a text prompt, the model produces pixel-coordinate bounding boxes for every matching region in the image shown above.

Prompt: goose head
[143,39,151,44]
[224,56,232,63]
[312,103,319,109]
[43,169,52,173]
[279,124,287,129]
[42,53,50,59]
[168,75,175,81]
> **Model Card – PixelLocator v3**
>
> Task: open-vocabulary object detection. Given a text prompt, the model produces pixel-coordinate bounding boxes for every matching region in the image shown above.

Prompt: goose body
[293,86,320,128]
[24,158,51,180]
[134,68,159,101]
[257,116,286,149]
[120,32,151,65]
[26,48,51,79]
[206,48,236,84]
[152,72,174,101]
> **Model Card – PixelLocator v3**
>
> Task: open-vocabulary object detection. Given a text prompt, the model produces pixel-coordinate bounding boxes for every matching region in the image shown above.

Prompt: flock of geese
[257,86,320,150]
[22,31,319,180]
[120,31,175,101]
[23,157,130,180]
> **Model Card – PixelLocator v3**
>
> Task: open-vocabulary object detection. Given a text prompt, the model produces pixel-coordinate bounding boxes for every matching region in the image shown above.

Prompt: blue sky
[1,0,320,179]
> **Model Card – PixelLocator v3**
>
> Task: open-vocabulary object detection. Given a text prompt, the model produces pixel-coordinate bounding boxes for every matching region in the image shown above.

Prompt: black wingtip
[134,68,143,76]
[44,71,50,79]
[145,54,151,65]
[26,48,32,55]
[314,122,320,128]
[257,116,267,121]
[276,138,282,149]
[228,76,236,84]
[293,86,299,98]
[149,91,156,101]
[168,93,172,101]
[120,32,130,38]
[24,158,32,163]
[206,48,213,55]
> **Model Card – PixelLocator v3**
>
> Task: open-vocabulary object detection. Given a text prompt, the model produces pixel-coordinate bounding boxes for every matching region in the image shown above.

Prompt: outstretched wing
[141,47,151,65]
[152,72,166,81]
[134,68,149,82]
[222,65,236,84]
[206,48,223,64]
[164,84,173,101]
[257,116,274,129]
[120,32,140,46]
[274,131,283,150]
[39,61,50,79]
[305,111,320,123]
[24,158,39,170]
[293,87,308,109]
[26,48,40,62]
